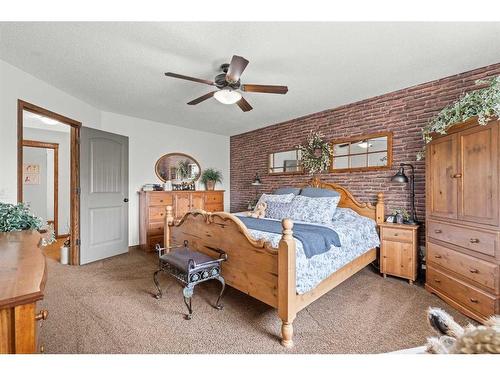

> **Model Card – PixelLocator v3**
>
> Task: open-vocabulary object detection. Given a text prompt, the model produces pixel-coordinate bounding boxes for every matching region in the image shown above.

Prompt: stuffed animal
[425,307,500,354]
[247,202,267,219]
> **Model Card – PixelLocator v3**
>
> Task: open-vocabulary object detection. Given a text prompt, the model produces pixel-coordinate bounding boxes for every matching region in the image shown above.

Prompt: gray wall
[24,127,71,235]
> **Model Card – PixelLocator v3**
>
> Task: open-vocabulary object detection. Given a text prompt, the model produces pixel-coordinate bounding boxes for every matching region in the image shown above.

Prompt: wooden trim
[154,152,201,183]
[17,100,82,265]
[329,131,393,173]
[22,140,59,237]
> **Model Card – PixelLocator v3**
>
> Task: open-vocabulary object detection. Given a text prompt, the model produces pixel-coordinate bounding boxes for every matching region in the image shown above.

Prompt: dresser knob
[393,233,398,236]
[470,298,479,303]
[434,229,442,234]
[452,173,462,178]
[35,310,48,321]
[469,238,480,244]
[469,268,479,274]
[434,279,441,283]
[434,255,442,259]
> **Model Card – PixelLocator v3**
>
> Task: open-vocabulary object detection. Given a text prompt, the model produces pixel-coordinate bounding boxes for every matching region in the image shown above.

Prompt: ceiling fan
[164,55,288,112]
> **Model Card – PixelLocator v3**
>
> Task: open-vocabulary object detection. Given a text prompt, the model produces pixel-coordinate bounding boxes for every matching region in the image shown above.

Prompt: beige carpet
[39,248,472,354]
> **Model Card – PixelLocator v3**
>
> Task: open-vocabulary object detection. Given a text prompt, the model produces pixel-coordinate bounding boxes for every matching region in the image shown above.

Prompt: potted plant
[200,168,223,191]
[177,159,191,180]
[392,208,410,224]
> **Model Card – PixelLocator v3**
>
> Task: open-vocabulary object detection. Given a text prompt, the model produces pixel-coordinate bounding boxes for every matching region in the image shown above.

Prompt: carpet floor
[39,249,473,354]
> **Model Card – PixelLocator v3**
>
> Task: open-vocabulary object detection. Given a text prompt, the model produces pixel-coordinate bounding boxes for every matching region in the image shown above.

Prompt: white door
[80,127,129,264]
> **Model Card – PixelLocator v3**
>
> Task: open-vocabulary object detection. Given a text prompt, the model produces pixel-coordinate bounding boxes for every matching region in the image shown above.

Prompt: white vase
[60,246,69,265]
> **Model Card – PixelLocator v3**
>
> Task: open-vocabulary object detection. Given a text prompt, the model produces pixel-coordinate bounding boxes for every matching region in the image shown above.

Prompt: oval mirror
[155,153,201,182]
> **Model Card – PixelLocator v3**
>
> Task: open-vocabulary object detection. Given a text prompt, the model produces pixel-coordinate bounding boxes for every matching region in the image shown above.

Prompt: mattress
[236,208,380,294]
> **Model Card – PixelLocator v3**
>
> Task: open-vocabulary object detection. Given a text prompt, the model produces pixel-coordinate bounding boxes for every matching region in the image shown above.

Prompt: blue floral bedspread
[235,208,380,294]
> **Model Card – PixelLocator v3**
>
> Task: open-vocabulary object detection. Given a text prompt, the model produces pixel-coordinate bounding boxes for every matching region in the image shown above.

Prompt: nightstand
[379,223,419,284]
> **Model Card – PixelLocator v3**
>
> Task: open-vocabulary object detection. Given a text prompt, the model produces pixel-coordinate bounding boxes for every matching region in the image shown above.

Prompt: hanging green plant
[297,130,333,175]
[418,76,500,160]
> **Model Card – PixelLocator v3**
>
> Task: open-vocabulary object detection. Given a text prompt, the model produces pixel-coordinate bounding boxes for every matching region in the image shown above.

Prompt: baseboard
[56,233,70,239]
[128,245,142,251]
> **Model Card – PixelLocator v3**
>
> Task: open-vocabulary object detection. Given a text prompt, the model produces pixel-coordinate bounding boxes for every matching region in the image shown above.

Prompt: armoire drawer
[427,265,496,318]
[149,193,174,206]
[427,220,498,257]
[427,241,499,292]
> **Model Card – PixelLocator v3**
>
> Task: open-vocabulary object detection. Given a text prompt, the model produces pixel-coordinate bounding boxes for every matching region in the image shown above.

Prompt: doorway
[17,100,81,265]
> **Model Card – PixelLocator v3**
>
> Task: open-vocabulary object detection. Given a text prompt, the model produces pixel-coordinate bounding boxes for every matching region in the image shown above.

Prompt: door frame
[22,140,59,237]
[17,100,82,265]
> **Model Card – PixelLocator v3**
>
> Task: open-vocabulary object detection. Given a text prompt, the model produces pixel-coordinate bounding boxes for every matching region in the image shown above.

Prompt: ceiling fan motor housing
[215,63,241,89]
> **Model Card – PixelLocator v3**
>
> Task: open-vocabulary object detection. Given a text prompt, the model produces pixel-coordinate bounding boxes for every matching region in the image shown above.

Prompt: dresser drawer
[148,222,164,236]
[149,206,167,222]
[427,241,499,292]
[427,265,496,318]
[381,227,413,242]
[205,192,223,204]
[205,203,223,212]
[149,193,173,206]
[427,220,498,257]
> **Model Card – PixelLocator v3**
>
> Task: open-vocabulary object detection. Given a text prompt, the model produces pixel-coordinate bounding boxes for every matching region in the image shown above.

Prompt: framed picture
[385,215,395,223]
[24,173,40,185]
[23,164,40,174]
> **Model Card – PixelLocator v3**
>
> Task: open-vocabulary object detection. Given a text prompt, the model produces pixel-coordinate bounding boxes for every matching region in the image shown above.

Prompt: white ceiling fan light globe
[214,89,242,105]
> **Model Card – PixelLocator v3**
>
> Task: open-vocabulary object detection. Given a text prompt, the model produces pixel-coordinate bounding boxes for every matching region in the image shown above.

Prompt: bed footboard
[164,207,297,345]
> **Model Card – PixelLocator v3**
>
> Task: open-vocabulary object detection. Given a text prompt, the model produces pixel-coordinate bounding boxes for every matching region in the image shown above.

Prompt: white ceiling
[1,22,500,136]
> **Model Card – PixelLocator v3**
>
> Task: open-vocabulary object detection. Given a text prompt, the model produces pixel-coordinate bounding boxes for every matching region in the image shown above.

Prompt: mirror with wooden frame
[268,149,303,174]
[330,132,393,172]
[155,153,201,182]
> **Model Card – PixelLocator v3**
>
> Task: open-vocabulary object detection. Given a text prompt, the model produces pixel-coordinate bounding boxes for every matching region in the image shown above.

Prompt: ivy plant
[418,75,500,160]
[0,202,44,232]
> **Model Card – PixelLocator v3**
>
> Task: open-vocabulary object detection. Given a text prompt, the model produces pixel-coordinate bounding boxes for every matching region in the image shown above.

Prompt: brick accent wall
[230,62,500,243]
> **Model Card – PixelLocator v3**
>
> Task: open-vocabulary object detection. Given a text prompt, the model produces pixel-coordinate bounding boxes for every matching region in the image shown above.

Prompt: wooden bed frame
[163,177,384,347]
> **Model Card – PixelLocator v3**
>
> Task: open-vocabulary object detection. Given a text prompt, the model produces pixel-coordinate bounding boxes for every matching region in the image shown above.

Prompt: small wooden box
[379,223,419,284]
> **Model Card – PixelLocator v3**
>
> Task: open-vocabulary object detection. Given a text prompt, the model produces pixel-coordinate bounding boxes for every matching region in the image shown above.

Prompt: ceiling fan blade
[241,84,288,94]
[236,97,253,112]
[226,55,249,83]
[187,91,217,105]
[165,72,215,86]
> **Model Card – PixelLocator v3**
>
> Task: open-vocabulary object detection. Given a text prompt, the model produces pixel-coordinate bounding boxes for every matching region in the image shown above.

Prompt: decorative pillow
[255,193,294,209]
[300,187,340,198]
[265,201,292,220]
[273,187,301,196]
[288,195,340,224]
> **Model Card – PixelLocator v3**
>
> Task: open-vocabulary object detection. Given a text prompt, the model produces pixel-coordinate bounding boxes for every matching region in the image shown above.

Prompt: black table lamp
[391,163,418,224]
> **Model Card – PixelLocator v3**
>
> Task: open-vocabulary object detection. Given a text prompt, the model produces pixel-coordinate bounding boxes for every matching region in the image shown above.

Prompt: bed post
[278,218,297,348]
[164,205,174,252]
[375,192,384,224]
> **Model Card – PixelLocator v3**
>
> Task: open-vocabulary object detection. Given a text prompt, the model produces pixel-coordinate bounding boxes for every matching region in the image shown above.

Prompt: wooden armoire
[425,117,500,323]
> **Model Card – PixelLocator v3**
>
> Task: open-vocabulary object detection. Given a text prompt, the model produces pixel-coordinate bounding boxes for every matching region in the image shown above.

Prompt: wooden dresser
[425,118,500,323]
[0,230,48,354]
[139,190,224,251]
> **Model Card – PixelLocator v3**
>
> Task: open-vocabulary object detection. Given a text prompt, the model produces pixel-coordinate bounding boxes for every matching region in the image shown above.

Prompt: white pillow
[255,193,295,209]
[288,195,340,224]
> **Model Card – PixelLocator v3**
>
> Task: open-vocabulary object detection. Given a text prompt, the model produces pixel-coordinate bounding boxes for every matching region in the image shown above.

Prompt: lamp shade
[214,89,242,105]
[391,167,409,183]
[251,173,262,186]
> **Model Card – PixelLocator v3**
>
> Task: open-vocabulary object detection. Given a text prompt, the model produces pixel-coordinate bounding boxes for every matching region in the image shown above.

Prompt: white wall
[0,59,230,246]
[23,127,71,235]
[22,147,48,220]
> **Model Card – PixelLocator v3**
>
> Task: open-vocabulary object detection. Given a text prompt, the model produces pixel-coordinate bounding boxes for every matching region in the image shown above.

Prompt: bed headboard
[304,177,384,224]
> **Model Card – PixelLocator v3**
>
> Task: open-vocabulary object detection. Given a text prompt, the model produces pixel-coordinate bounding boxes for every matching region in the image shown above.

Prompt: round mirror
[155,153,201,182]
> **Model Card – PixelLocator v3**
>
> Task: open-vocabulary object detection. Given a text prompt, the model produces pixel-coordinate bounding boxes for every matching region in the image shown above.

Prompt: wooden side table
[379,223,419,284]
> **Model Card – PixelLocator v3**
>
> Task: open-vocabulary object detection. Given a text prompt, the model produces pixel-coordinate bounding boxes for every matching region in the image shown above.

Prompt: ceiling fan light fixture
[214,89,242,105]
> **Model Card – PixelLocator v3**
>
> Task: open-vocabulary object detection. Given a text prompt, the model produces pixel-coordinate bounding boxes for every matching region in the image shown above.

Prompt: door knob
[124,198,129,202]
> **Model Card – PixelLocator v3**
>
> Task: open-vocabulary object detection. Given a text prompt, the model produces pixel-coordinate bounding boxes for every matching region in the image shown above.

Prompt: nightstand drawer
[427,265,496,318]
[381,227,413,242]
[427,241,499,292]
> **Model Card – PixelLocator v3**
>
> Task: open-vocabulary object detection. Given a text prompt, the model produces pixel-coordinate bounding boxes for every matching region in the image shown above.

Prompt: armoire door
[191,193,205,210]
[175,194,190,219]
[427,134,458,220]
[458,122,499,226]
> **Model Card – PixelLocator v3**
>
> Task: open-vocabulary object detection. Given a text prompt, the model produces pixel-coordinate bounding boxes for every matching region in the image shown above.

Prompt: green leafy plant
[418,76,500,160]
[297,130,333,175]
[177,159,192,179]
[0,202,44,232]
[392,207,410,222]
[200,168,223,187]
